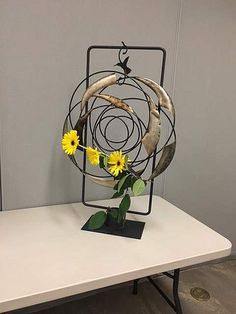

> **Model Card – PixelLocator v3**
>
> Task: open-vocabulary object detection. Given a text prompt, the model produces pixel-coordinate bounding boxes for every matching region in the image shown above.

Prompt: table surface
[0,195,231,313]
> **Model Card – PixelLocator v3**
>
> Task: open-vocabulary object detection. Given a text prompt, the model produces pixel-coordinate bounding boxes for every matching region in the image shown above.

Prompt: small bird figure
[115,56,132,75]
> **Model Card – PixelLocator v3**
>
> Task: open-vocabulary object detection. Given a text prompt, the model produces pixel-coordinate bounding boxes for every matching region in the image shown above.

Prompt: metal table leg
[132,279,139,295]
[132,269,183,314]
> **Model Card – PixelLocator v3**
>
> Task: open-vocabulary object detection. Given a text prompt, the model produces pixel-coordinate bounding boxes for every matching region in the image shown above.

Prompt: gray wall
[164,0,236,253]
[0,1,235,252]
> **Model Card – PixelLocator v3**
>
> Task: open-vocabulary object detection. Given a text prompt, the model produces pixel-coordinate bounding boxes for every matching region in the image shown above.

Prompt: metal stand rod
[132,269,183,314]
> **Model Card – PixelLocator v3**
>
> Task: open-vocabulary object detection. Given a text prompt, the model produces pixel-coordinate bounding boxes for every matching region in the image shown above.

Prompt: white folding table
[0,195,231,313]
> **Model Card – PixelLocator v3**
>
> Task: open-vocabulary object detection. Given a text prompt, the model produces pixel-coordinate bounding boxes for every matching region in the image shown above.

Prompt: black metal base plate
[81,219,145,239]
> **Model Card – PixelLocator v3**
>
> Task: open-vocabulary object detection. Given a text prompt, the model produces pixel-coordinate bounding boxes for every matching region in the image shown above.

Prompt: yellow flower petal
[86,147,101,166]
[108,150,126,177]
[62,130,79,155]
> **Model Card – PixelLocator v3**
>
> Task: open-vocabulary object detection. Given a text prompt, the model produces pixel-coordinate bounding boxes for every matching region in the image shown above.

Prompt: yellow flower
[62,130,79,155]
[86,147,101,166]
[108,150,126,177]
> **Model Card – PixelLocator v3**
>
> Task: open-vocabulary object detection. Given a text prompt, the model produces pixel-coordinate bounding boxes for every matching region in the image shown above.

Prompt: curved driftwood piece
[148,141,176,181]
[142,96,161,155]
[94,93,134,114]
[135,77,175,117]
[74,109,94,148]
[81,74,117,110]
[86,174,116,188]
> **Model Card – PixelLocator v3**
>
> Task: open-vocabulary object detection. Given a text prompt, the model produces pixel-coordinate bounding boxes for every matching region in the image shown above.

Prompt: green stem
[78,144,87,150]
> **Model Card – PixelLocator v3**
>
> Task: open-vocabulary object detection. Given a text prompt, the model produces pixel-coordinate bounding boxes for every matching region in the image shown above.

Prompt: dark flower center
[117,161,120,166]
[71,140,75,146]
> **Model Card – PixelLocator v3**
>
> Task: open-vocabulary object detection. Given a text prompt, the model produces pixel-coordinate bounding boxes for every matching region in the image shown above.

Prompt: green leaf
[99,156,105,169]
[132,179,146,196]
[124,155,129,168]
[113,182,119,191]
[116,171,128,180]
[112,189,124,198]
[118,174,130,192]
[131,176,138,187]
[119,194,131,215]
[123,175,133,190]
[87,211,107,230]
[117,211,123,224]
[103,156,108,167]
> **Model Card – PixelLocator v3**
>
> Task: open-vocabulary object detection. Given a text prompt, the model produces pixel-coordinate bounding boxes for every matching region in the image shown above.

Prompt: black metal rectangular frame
[81,44,166,216]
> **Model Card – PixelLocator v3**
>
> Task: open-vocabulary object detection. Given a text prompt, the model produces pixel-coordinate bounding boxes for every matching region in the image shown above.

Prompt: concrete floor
[34,259,236,314]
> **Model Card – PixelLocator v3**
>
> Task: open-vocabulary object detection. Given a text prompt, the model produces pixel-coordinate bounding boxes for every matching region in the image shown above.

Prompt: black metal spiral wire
[63,70,176,181]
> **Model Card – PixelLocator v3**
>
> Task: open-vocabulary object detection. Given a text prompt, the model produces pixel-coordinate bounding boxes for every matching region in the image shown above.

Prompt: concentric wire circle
[63,70,176,180]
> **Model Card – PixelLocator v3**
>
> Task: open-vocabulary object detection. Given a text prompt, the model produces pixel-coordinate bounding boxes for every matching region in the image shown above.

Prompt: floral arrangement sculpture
[62,129,146,230]
[62,67,176,237]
